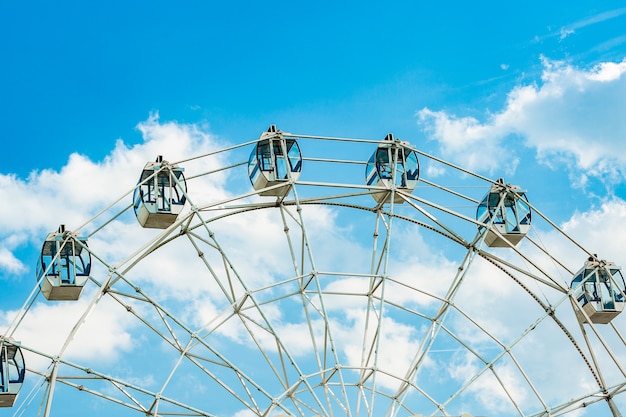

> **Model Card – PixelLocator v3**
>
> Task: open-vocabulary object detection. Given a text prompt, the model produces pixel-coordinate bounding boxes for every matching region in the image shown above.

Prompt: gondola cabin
[571,258,625,324]
[248,125,302,197]
[365,134,419,203]
[36,225,91,301]
[133,156,187,229]
[476,179,531,247]
[0,339,25,407]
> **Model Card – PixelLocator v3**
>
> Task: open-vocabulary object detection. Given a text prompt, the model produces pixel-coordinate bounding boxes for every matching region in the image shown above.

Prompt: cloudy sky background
[2,1,626,416]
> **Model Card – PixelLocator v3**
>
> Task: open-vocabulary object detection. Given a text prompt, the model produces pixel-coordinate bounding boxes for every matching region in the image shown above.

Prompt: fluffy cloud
[0,246,26,274]
[0,296,137,370]
[560,199,626,262]
[418,58,626,182]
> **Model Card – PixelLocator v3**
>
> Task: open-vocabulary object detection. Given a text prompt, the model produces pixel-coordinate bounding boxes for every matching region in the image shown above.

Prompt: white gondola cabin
[133,156,187,229]
[0,339,25,407]
[365,134,419,203]
[248,125,302,197]
[571,258,625,324]
[36,225,91,301]
[476,179,531,247]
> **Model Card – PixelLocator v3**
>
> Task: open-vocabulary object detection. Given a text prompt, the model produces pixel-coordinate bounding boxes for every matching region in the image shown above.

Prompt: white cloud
[529,198,626,271]
[559,28,575,40]
[559,7,626,40]
[416,108,517,175]
[425,162,446,178]
[447,351,529,414]
[232,408,259,417]
[418,58,626,183]
[0,246,26,275]
[0,295,138,370]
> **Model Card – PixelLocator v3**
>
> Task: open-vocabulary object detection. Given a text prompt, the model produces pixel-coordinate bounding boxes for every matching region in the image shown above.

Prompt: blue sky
[2,1,626,417]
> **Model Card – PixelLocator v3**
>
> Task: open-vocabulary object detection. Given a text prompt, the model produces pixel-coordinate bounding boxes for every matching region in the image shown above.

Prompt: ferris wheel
[2,125,626,417]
